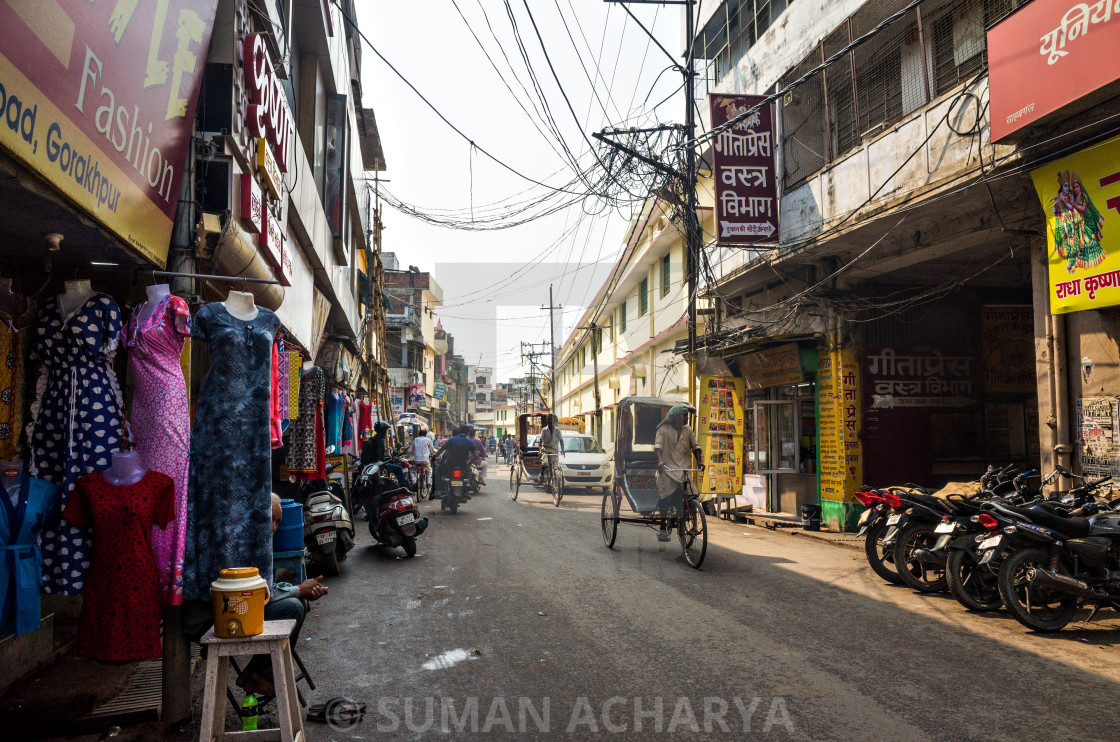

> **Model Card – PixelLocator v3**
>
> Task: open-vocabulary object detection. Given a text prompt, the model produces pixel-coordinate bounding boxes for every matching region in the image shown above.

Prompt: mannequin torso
[103,451,147,487]
[137,284,171,326]
[224,290,259,321]
[59,279,94,319]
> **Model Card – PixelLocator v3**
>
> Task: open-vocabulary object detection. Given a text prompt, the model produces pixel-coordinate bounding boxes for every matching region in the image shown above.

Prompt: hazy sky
[355,0,682,381]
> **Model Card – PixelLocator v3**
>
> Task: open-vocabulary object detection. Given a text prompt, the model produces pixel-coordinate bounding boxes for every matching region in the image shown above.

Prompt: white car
[558,433,613,493]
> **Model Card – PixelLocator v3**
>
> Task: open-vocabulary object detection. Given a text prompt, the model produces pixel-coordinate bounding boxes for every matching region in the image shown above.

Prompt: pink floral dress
[126,296,191,605]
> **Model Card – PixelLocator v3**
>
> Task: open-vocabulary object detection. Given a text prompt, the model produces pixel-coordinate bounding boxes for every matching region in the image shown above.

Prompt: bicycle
[413,461,431,502]
[540,451,563,507]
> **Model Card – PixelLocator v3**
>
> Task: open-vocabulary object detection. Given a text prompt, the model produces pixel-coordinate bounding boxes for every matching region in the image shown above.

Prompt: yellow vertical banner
[697,375,746,499]
[818,345,863,523]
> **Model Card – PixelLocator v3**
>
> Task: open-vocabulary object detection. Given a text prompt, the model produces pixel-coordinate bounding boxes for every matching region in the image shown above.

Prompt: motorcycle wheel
[894,523,948,593]
[863,520,903,585]
[317,549,341,577]
[997,547,1078,632]
[403,536,417,557]
[946,548,1002,612]
[449,493,459,515]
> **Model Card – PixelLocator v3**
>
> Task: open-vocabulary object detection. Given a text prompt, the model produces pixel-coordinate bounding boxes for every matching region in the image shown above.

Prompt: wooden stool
[272,549,307,584]
[199,619,304,742]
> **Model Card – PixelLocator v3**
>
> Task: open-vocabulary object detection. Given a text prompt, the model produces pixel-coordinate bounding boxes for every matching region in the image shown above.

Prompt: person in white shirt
[537,414,564,485]
[411,429,434,488]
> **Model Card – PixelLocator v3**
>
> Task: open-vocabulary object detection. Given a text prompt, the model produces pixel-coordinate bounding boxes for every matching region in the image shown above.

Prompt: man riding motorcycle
[433,426,478,496]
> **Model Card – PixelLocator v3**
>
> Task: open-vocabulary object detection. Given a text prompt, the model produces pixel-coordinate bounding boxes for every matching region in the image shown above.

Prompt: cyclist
[654,404,705,541]
[537,414,564,486]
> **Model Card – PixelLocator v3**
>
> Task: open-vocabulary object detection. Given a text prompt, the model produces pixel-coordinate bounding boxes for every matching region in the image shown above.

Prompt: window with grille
[620,302,627,333]
[639,278,649,316]
[695,1,794,94]
[779,0,1024,189]
[661,253,671,297]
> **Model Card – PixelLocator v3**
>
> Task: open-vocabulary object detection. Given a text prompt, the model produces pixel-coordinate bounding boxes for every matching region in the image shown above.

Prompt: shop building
[0,0,389,725]
[692,0,1043,528]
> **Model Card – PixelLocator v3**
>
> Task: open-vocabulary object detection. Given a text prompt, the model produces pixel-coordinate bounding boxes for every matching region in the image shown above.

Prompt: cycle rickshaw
[600,397,708,568]
[509,412,563,506]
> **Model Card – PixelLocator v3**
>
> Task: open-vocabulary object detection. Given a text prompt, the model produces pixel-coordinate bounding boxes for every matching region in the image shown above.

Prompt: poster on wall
[408,383,426,408]
[981,305,1035,394]
[1076,396,1120,479]
[391,388,405,418]
[1031,134,1120,314]
[0,0,219,266]
[697,376,746,497]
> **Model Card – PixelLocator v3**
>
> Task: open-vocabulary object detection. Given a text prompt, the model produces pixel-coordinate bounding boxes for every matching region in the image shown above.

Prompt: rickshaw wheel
[679,497,708,568]
[509,462,520,501]
[601,491,618,548]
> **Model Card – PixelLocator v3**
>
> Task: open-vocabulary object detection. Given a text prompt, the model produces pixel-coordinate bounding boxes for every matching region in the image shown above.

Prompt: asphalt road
[221,460,1120,741]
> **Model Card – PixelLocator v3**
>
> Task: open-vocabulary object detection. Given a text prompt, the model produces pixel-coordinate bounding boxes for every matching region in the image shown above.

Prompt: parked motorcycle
[977,475,1115,631]
[354,461,429,557]
[302,463,354,577]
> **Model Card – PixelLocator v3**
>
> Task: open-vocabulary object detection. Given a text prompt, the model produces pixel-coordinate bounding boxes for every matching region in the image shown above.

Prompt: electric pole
[542,286,564,414]
[600,0,698,406]
[577,323,604,444]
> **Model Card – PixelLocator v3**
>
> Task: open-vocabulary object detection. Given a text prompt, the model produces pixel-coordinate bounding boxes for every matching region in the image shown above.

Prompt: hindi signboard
[988,0,1120,142]
[0,0,218,266]
[737,343,803,389]
[708,94,779,244]
[1031,135,1120,313]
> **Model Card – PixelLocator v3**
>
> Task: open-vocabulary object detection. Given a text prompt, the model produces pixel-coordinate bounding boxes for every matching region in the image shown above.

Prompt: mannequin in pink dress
[126,284,191,604]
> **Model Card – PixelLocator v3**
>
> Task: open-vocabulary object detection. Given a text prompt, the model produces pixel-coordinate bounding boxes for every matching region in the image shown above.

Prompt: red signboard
[988,0,1120,142]
[708,94,779,244]
[0,0,218,266]
[240,173,262,234]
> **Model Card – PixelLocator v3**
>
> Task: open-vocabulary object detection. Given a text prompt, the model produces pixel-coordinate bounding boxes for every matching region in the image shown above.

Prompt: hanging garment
[325,391,343,452]
[277,348,290,423]
[125,295,191,606]
[341,394,354,449]
[358,399,372,443]
[182,304,280,602]
[286,352,302,419]
[28,293,124,595]
[63,470,173,660]
[0,320,29,461]
[270,342,283,450]
[287,366,325,478]
[0,474,59,636]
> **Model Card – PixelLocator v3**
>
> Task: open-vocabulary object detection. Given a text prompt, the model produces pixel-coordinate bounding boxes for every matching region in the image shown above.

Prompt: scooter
[302,463,354,577]
[355,462,429,556]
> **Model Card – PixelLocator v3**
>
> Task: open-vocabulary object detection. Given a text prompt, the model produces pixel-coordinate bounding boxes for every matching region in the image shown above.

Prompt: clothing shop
[1,0,382,730]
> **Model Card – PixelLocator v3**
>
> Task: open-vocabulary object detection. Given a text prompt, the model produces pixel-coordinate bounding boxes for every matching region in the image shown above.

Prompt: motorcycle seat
[903,491,958,514]
[1005,505,1092,537]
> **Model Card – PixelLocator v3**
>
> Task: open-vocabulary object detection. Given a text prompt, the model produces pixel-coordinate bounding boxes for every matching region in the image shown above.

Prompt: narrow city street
[247,459,1120,742]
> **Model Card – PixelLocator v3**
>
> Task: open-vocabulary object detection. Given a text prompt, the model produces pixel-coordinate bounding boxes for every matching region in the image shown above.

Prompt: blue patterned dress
[182,303,280,601]
[28,293,124,595]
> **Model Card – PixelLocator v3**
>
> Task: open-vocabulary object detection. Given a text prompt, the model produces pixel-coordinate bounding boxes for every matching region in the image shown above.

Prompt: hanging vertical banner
[697,376,746,497]
[819,346,863,530]
[0,0,219,266]
[708,94,779,244]
[391,388,405,418]
[1032,134,1120,314]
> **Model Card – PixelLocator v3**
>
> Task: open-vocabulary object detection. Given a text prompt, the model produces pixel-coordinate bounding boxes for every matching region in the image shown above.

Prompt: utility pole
[601,0,699,406]
[577,323,604,444]
[549,285,557,413]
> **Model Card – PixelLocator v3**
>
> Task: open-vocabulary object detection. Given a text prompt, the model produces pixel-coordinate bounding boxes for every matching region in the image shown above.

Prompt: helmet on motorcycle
[374,421,390,434]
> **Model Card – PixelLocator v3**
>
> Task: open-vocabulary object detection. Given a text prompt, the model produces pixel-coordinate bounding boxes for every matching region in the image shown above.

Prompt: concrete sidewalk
[713,510,863,551]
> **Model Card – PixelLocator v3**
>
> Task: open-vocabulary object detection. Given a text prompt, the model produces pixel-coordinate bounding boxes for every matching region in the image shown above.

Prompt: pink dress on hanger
[126,296,191,605]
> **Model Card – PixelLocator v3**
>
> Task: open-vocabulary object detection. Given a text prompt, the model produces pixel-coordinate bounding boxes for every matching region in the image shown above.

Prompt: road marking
[7,0,76,68]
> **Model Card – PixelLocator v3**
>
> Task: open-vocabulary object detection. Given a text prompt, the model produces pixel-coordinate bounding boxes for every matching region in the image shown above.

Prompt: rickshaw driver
[654,404,705,542]
[537,414,565,485]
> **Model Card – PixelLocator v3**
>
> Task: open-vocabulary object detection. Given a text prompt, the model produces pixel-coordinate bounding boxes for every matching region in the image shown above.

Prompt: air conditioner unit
[607,376,621,390]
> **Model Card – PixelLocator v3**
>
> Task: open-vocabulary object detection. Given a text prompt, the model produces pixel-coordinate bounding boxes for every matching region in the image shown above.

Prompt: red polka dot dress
[63,471,174,661]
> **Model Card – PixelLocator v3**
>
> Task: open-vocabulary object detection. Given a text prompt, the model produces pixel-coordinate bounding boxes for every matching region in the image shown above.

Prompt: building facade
[693,0,1044,527]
